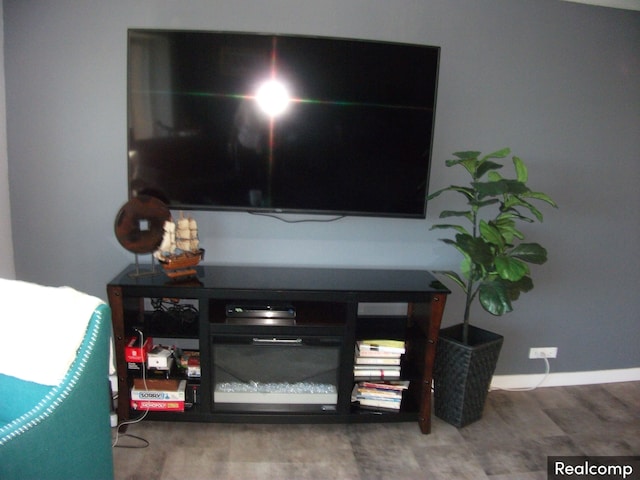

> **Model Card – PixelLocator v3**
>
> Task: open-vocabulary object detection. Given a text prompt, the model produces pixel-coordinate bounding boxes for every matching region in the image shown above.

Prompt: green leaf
[478,280,513,316]
[455,234,494,266]
[479,220,504,248]
[499,209,535,225]
[439,210,473,222]
[521,191,558,208]
[515,197,545,222]
[480,147,511,160]
[478,275,534,316]
[474,179,529,199]
[459,255,473,281]
[487,171,503,182]
[440,238,468,256]
[427,185,474,201]
[506,276,534,301]
[502,196,543,222]
[496,212,522,222]
[513,156,528,183]
[446,158,478,176]
[447,152,481,176]
[476,161,503,179]
[497,210,533,223]
[431,224,471,235]
[470,198,500,210]
[495,256,529,281]
[445,158,463,168]
[493,217,524,242]
[440,271,467,293]
[510,243,548,265]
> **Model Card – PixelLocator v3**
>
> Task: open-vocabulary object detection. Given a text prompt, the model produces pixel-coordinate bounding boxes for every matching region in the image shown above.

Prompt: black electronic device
[226,304,296,318]
[127,29,440,218]
[225,304,296,326]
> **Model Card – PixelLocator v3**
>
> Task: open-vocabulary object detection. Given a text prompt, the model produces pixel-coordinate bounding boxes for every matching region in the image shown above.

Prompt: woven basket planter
[433,324,503,428]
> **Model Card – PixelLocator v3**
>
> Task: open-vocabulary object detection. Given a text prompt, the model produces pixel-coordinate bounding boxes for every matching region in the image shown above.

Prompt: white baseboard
[491,367,640,390]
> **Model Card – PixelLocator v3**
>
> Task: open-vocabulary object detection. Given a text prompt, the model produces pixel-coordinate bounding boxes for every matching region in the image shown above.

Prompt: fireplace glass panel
[212,335,342,413]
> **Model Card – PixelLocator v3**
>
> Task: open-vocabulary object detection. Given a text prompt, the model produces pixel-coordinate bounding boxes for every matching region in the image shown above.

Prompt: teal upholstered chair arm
[0,303,114,480]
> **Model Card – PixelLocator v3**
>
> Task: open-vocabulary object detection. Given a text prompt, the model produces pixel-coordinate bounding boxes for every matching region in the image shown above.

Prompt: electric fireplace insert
[211,332,342,413]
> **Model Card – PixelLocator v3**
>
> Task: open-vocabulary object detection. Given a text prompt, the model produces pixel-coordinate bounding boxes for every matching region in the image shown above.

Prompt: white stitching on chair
[0,307,106,446]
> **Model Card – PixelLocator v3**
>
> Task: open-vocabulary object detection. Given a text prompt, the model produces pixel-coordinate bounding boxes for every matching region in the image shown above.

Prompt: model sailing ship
[153,212,204,279]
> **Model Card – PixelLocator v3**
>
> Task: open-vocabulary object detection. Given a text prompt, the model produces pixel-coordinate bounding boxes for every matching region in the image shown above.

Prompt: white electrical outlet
[529,347,558,359]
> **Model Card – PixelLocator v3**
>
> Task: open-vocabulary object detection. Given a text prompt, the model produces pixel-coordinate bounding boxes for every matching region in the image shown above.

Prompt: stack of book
[351,380,409,411]
[353,339,405,381]
[130,378,186,412]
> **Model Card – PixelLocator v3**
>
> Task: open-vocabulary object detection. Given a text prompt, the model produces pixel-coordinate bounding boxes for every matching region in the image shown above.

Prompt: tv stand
[107,264,449,433]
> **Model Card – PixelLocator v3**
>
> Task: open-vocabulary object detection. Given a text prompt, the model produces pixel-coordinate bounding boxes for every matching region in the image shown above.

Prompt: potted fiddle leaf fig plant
[427,148,557,427]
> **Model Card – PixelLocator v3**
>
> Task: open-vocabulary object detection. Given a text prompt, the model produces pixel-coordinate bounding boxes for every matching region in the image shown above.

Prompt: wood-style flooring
[112,381,640,479]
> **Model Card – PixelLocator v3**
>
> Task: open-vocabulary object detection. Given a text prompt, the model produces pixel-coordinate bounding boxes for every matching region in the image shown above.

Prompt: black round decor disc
[114,195,171,254]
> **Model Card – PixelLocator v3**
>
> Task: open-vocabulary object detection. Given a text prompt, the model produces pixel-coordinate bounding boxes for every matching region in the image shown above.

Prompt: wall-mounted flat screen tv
[128,29,440,218]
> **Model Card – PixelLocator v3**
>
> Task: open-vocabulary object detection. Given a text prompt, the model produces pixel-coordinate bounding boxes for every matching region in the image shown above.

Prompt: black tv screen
[128,29,440,218]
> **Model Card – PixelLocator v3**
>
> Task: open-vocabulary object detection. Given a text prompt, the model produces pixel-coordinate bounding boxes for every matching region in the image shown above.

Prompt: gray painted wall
[4,0,639,376]
[0,2,15,279]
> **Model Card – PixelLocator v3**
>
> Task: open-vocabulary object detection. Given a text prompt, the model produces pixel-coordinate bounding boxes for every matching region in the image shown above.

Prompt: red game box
[124,336,153,363]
